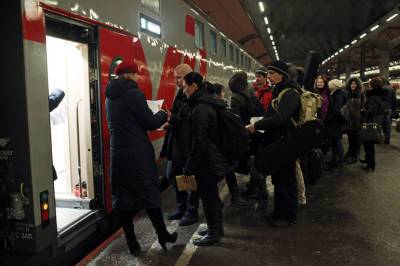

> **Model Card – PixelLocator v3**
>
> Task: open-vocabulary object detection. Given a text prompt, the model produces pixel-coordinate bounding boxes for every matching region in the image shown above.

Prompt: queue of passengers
[105,59,397,255]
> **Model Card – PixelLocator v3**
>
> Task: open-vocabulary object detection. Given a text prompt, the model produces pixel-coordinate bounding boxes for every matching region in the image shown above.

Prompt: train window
[210,30,217,55]
[195,20,204,49]
[235,48,239,64]
[140,14,161,38]
[140,0,160,15]
[221,38,227,58]
[229,44,234,61]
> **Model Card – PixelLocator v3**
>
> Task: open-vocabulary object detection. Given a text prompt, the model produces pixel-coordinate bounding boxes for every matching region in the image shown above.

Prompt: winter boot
[193,207,221,246]
[249,176,267,200]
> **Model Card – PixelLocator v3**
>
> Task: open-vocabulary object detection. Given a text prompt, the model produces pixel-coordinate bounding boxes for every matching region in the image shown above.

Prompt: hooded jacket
[182,88,234,177]
[344,77,366,131]
[105,77,167,210]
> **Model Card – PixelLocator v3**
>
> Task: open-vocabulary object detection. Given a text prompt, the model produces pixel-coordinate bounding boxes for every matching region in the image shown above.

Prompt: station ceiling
[187,0,400,71]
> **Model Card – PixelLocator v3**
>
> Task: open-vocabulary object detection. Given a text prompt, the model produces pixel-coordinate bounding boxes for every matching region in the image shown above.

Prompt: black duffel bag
[360,122,383,143]
[254,119,325,176]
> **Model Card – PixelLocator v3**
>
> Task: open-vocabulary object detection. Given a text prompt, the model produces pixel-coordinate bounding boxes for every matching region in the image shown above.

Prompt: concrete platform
[79,129,400,266]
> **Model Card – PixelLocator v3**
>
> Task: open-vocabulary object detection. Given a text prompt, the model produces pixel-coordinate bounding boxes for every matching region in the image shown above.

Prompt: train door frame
[43,12,106,242]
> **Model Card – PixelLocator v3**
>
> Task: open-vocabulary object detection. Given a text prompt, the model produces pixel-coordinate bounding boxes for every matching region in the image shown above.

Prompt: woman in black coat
[360,77,387,171]
[181,72,233,246]
[325,79,348,169]
[343,77,366,164]
[105,61,177,254]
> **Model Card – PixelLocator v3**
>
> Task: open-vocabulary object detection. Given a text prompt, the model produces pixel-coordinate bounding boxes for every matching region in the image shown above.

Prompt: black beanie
[229,72,248,93]
[255,66,268,77]
[267,61,289,77]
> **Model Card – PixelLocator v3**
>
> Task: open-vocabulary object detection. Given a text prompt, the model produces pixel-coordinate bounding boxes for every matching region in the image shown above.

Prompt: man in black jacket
[182,72,234,246]
[246,61,300,228]
[381,78,397,144]
[161,64,199,226]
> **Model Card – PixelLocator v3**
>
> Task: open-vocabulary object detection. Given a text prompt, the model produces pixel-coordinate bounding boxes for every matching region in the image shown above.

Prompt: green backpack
[272,88,322,127]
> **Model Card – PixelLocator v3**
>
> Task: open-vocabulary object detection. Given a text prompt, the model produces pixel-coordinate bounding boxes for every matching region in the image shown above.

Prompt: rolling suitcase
[254,119,325,175]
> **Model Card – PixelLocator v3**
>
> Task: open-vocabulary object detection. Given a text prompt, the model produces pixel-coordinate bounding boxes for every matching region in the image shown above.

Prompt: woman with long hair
[360,77,387,171]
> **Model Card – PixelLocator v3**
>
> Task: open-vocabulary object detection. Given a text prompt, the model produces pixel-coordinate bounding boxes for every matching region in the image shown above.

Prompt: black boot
[242,175,257,197]
[197,207,224,237]
[225,172,247,206]
[120,211,141,255]
[249,177,267,200]
[147,208,178,251]
[193,207,221,246]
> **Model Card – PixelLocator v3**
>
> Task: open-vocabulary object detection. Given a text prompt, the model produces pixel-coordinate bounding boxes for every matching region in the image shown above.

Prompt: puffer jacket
[182,88,234,177]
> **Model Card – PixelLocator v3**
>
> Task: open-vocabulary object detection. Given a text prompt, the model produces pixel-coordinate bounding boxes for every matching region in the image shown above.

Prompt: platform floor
[79,128,400,266]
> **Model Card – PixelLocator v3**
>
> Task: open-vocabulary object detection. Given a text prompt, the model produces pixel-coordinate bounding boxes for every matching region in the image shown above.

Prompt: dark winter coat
[230,89,253,125]
[105,78,167,210]
[182,88,234,178]
[325,88,348,138]
[363,87,387,123]
[382,85,397,112]
[343,78,366,132]
[254,79,301,145]
[159,88,187,164]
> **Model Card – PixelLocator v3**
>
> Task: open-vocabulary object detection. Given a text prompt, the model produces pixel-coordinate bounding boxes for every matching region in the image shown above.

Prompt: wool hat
[328,79,343,91]
[229,72,248,93]
[255,66,268,77]
[267,60,289,77]
[115,60,139,75]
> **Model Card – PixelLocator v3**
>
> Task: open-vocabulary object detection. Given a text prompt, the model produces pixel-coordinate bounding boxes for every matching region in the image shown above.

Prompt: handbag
[360,122,383,143]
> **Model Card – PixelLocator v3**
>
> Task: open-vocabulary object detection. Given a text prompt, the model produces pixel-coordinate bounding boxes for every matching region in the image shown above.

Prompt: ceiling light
[259,2,265,12]
[351,40,357,44]
[267,27,271,34]
[344,45,350,49]
[270,35,273,41]
[264,17,269,25]
[370,25,379,31]
[334,52,338,56]
[272,41,275,46]
[386,13,399,22]
[360,33,367,39]
[339,48,344,53]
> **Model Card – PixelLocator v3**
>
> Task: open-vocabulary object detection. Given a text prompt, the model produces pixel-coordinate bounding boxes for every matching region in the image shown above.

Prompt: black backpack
[212,106,250,160]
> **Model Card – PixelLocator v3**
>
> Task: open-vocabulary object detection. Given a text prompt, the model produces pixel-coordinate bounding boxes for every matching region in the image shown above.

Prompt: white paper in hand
[147,99,164,114]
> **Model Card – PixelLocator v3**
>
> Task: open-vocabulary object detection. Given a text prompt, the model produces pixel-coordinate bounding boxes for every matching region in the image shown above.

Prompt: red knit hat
[115,60,139,75]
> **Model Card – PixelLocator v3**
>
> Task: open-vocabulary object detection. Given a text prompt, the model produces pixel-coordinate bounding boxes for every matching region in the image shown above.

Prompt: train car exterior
[0,0,261,264]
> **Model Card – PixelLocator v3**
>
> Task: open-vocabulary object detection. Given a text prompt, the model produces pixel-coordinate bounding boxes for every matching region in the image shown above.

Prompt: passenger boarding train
[0,0,261,263]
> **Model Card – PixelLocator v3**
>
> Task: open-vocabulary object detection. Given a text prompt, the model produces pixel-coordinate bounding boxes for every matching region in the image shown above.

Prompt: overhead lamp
[272,41,275,46]
[370,25,379,31]
[270,35,274,41]
[208,23,216,29]
[334,52,338,56]
[264,17,269,25]
[386,13,399,22]
[267,27,271,34]
[259,2,265,12]
[344,44,350,49]
[351,39,357,44]
[360,33,367,39]
[339,48,344,53]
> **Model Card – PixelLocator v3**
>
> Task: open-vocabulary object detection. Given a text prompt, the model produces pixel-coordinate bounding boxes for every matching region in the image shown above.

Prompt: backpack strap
[271,88,299,127]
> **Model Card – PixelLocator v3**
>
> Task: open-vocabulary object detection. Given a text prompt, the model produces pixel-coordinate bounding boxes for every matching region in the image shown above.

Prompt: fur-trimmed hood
[345,77,363,98]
